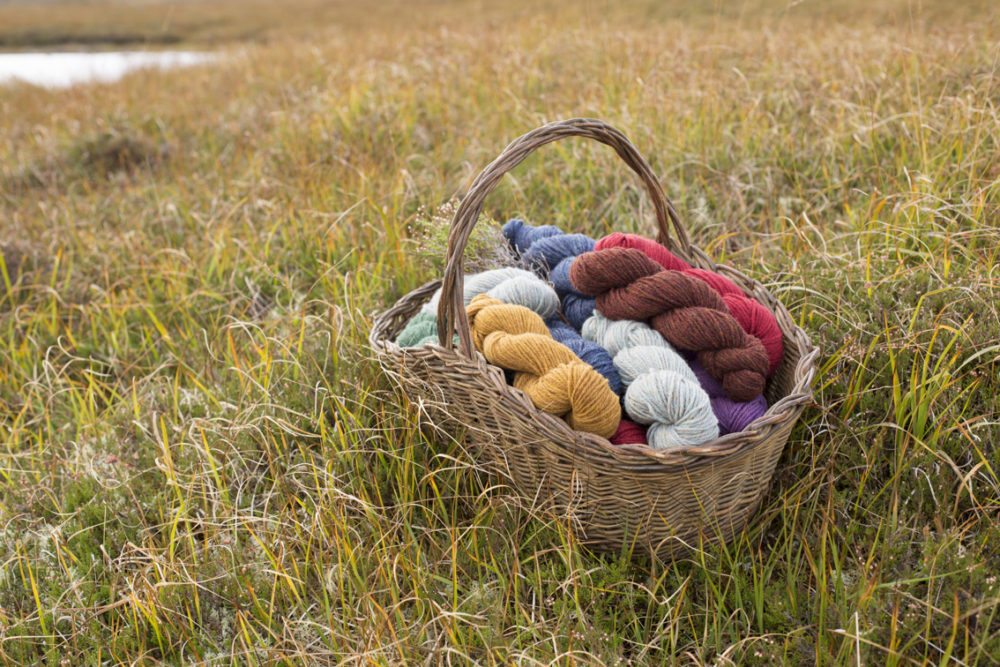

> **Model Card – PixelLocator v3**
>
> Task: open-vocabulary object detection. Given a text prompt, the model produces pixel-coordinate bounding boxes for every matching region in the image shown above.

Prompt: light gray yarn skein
[423,267,544,314]
[479,276,559,320]
[583,313,718,449]
[401,269,560,346]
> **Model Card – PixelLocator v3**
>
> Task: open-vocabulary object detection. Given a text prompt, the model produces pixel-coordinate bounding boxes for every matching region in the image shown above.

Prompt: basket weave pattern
[370,119,819,558]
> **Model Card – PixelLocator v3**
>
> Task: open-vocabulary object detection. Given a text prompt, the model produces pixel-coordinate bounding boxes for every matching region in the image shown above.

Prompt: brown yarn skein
[466,295,621,438]
[570,248,769,401]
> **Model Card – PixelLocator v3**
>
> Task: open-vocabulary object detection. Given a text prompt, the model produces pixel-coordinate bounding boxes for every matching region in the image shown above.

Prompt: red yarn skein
[596,233,784,373]
[570,247,769,402]
[597,232,692,271]
[610,419,648,445]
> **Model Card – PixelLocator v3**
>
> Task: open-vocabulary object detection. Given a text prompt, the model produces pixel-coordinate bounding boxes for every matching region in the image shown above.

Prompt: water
[0,51,216,88]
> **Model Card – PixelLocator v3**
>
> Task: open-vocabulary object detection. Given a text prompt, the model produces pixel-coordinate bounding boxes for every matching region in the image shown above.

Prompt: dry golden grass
[0,0,998,663]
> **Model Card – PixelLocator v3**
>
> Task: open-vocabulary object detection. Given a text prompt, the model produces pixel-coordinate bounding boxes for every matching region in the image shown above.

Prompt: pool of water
[0,51,216,88]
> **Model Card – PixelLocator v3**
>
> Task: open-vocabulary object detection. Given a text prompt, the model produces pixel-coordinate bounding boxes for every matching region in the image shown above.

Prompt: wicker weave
[370,119,819,559]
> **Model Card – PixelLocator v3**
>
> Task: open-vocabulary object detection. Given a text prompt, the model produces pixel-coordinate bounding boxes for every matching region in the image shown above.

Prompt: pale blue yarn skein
[579,311,766,434]
[582,313,719,449]
[422,267,543,314]
[397,269,560,347]
[502,219,597,330]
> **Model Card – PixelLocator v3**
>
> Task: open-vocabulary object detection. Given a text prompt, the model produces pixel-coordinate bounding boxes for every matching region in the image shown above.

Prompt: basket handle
[437,117,692,355]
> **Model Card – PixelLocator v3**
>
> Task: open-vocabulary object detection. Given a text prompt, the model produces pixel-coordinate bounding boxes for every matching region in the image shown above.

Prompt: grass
[0,0,998,663]
[0,0,431,49]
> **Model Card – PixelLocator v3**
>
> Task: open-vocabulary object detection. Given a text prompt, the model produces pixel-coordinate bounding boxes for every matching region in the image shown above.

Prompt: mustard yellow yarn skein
[466,295,621,438]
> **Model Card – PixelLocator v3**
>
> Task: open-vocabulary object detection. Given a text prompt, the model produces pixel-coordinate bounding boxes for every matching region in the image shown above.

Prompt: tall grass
[0,0,998,663]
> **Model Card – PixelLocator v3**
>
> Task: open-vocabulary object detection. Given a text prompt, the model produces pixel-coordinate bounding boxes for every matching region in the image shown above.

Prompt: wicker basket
[369,118,819,559]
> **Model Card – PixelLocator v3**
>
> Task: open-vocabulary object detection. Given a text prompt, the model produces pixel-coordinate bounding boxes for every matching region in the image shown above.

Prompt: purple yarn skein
[690,360,767,434]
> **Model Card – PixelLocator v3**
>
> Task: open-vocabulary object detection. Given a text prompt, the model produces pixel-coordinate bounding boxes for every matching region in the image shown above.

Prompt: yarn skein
[423,267,553,315]
[582,313,718,449]
[597,233,784,373]
[502,218,564,255]
[690,360,768,435]
[546,316,645,443]
[610,419,648,445]
[467,295,621,438]
[546,317,623,395]
[576,299,767,434]
[396,311,439,348]
[502,219,597,330]
[397,269,560,347]
[523,234,595,272]
[549,261,598,331]
[571,247,769,402]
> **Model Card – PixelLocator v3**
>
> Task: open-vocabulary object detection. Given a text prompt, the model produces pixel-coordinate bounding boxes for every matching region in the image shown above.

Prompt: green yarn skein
[395,311,440,347]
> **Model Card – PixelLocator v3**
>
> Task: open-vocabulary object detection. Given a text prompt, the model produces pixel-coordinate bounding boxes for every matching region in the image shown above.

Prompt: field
[1,0,998,663]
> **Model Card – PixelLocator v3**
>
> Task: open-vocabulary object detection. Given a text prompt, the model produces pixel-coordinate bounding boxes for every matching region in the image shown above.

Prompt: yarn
[610,419,648,445]
[571,247,769,402]
[396,311,439,348]
[582,313,765,435]
[502,218,563,254]
[549,260,598,330]
[483,276,560,319]
[720,293,784,374]
[546,317,623,395]
[583,306,767,435]
[466,295,620,438]
[690,360,768,434]
[582,314,672,358]
[523,234,595,272]
[398,269,559,347]
[582,301,768,433]
[597,233,784,373]
[596,232,692,271]
[423,267,544,314]
[502,219,597,330]
[582,313,718,449]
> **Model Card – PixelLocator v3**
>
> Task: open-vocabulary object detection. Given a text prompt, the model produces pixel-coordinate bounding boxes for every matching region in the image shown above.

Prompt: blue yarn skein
[550,260,598,330]
[502,219,598,330]
[522,233,594,271]
[546,317,623,395]
[502,218,563,255]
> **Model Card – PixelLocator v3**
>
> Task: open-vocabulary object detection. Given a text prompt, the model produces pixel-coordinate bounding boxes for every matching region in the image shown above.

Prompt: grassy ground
[1,0,998,663]
[0,0,467,49]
